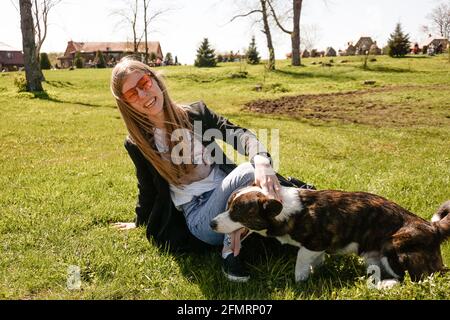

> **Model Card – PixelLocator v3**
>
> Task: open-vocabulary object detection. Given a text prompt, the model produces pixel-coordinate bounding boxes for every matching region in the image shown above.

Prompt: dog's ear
[261,198,283,218]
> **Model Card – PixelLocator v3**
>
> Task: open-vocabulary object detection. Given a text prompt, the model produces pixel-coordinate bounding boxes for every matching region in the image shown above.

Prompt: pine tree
[40,52,52,70]
[194,38,217,68]
[246,36,261,65]
[95,51,107,68]
[387,23,411,58]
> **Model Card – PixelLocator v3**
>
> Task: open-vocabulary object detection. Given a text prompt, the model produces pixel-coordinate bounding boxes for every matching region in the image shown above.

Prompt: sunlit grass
[0,55,449,299]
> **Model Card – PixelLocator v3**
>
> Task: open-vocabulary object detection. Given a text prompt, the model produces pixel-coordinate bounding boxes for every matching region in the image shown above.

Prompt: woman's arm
[123,137,157,227]
[200,102,282,201]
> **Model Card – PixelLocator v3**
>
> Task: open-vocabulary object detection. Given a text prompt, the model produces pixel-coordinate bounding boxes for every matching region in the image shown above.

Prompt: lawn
[0,55,449,300]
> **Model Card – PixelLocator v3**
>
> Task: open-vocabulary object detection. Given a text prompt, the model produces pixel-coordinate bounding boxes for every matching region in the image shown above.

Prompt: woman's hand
[111,222,137,231]
[253,155,282,202]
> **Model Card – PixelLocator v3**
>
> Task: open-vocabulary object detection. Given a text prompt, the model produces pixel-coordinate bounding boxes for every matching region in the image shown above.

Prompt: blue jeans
[181,163,255,248]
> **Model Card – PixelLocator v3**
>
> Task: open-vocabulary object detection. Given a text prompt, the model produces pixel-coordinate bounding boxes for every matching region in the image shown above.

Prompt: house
[354,37,374,55]
[301,50,310,58]
[342,37,377,56]
[342,43,356,56]
[57,41,163,68]
[421,36,449,54]
[0,42,24,71]
[369,41,382,55]
[325,47,337,57]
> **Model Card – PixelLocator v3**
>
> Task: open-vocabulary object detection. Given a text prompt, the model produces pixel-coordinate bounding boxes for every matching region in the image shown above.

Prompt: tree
[267,0,303,66]
[230,0,276,70]
[32,0,62,80]
[95,51,107,68]
[112,0,170,63]
[74,52,84,69]
[32,0,62,61]
[194,38,217,68]
[427,2,450,39]
[246,36,261,64]
[142,0,171,64]
[387,23,411,58]
[164,52,174,65]
[40,52,52,69]
[19,0,43,91]
[111,0,141,53]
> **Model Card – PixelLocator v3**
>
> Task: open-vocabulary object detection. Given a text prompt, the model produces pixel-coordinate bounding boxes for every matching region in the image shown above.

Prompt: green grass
[1,55,449,300]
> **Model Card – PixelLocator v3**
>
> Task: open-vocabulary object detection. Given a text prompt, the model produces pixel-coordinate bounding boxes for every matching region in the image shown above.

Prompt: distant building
[369,41,382,55]
[342,37,376,56]
[354,37,374,55]
[325,47,337,57]
[0,42,24,71]
[421,36,449,54]
[57,41,163,68]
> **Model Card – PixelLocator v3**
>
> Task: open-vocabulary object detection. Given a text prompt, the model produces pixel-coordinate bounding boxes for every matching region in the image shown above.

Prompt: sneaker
[222,253,250,283]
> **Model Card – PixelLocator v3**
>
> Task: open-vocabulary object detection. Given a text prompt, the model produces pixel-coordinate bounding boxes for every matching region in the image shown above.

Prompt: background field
[1,55,449,299]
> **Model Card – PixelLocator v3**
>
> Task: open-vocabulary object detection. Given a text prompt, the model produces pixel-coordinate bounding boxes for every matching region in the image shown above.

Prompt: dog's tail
[432,200,450,243]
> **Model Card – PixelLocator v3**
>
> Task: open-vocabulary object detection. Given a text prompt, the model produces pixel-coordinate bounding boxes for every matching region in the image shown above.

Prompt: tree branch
[229,9,262,23]
[266,0,292,34]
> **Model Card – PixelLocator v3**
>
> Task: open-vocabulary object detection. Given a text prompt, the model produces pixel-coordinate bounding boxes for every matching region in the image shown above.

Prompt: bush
[14,74,27,92]
[95,51,107,68]
[74,53,84,69]
[40,53,52,70]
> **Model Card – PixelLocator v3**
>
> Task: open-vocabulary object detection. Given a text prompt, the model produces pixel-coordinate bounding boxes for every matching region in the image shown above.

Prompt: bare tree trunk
[291,0,302,66]
[261,0,275,70]
[143,0,149,64]
[20,0,43,92]
[133,0,139,52]
[267,0,303,66]
[32,0,62,80]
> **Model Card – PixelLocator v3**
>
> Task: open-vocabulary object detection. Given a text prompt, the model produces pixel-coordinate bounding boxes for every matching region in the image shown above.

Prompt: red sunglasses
[123,74,153,103]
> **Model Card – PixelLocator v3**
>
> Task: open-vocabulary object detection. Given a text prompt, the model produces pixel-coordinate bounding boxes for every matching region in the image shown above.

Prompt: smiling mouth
[144,97,156,109]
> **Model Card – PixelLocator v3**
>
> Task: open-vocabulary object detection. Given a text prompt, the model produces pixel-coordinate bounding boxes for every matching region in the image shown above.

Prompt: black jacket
[124,101,300,253]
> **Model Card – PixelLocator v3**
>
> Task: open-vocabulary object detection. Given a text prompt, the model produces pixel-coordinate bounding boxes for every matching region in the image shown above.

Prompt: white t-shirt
[153,128,225,208]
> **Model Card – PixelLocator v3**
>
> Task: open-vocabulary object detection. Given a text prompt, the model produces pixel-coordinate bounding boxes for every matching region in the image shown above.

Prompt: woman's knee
[235,162,255,184]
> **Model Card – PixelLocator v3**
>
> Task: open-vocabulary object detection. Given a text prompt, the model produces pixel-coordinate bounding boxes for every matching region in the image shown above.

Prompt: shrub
[14,74,27,92]
[95,51,107,68]
[40,53,52,70]
[74,53,84,69]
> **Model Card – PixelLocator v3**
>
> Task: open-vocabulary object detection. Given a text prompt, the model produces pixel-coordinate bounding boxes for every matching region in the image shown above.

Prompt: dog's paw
[295,267,311,282]
[376,279,400,290]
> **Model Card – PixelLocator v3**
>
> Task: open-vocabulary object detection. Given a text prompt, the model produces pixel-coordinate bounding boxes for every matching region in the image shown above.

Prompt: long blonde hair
[111,56,195,186]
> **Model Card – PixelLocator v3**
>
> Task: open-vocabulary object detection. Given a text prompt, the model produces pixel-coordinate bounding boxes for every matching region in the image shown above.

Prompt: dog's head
[381,201,450,281]
[210,186,283,234]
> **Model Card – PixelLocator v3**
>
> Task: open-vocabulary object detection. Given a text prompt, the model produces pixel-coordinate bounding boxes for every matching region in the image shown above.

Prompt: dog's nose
[210,219,217,230]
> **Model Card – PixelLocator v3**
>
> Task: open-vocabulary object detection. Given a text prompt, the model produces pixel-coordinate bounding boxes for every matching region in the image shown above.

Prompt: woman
[110,56,301,282]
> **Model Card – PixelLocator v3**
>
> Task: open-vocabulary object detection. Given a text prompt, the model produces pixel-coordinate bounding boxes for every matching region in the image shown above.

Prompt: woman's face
[121,70,164,118]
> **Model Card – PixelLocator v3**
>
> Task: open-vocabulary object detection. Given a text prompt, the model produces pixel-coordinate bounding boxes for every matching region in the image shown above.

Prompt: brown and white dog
[210,186,450,286]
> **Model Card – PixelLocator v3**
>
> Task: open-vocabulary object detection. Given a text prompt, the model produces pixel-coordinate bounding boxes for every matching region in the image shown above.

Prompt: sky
[1,0,446,65]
